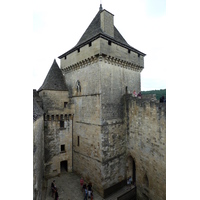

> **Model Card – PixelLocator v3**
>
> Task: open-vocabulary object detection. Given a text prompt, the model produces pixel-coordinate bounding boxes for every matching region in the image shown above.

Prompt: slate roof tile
[38,59,68,92]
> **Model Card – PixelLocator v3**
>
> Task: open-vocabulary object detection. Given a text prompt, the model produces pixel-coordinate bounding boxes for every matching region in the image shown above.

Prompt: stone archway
[127,156,136,185]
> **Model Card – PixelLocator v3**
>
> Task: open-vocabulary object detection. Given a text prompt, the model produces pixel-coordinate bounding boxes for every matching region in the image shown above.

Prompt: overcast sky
[33,0,166,91]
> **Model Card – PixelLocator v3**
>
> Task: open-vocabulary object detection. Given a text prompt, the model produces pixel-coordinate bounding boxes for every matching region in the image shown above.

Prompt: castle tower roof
[59,7,146,59]
[38,59,68,92]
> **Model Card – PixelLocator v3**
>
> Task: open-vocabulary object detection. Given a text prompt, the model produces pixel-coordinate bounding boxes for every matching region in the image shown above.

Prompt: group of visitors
[133,90,142,98]
[80,177,94,200]
[51,180,59,200]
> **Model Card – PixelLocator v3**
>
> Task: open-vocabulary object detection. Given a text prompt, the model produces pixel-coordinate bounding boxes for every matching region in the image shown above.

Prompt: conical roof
[59,8,146,58]
[38,59,68,92]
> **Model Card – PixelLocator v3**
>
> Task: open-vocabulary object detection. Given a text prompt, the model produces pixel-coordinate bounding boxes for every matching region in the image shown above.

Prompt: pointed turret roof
[38,59,68,92]
[59,7,146,59]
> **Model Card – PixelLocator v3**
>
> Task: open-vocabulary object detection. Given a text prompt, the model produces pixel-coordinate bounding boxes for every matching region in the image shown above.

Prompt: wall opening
[77,136,80,146]
[60,121,64,128]
[60,160,68,173]
[64,102,68,108]
[60,144,65,152]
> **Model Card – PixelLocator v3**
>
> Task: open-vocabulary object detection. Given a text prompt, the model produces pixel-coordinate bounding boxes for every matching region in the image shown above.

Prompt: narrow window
[77,48,80,53]
[51,115,54,120]
[64,114,67,120]
[47,115,50,121]
[89,42,92,47]
[60,114,63,120]
[128,49,131,53]
[60,121,64,128]
[77,136,80,146]
[64,102,68,108]
[108,41,111,46]
[138,54,140,57]
[64,55,67,60]
[61,145,65,152]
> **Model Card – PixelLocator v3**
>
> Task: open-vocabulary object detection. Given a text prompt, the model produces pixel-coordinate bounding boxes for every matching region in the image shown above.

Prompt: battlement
[123,94,166,115]
[44,113,73,121]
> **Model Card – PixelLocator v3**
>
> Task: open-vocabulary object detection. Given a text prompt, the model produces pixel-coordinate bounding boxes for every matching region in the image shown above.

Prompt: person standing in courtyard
[128,176,132,189]
[51,180,56,197]
[84,187,88,200]
[55,188,59,200]
[91,191,93,200]
[87,182,93,198]
[80,177,84,191]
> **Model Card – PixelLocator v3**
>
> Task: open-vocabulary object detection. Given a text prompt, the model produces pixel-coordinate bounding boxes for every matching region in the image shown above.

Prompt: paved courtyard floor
[44,172,134,200]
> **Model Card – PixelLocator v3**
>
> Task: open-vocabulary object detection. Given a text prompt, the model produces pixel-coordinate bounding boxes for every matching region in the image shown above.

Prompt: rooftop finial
[99,0,103,11]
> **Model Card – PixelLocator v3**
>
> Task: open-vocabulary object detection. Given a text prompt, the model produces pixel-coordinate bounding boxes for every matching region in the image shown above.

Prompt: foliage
[141,89,166,100]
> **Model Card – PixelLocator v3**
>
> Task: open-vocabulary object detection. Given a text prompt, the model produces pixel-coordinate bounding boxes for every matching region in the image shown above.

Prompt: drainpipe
[72,114,74,171]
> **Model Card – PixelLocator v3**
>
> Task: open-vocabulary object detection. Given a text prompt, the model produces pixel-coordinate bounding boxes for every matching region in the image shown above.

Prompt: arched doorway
[127,156,136,185]
[60,160,68,173]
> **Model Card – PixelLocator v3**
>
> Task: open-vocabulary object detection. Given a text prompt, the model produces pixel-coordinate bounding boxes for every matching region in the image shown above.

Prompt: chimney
[100,10,114,38]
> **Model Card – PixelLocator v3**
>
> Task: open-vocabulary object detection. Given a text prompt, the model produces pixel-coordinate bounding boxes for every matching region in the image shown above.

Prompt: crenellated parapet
[44,113,73,121]
[61,54,144,73]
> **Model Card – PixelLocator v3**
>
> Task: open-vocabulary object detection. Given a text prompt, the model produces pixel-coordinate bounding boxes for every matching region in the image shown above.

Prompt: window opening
[77,136,80,146]
[60,121,64,128]
[64,102,68,108]
[108,41,111,45]
[61,144,65,152]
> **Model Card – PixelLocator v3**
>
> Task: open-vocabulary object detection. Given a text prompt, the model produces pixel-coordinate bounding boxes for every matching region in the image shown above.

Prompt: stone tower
[38,60,74,177]
[58,6,146,197]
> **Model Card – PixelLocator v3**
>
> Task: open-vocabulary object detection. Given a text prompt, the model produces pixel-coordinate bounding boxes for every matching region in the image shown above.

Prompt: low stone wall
[117,187,137,200]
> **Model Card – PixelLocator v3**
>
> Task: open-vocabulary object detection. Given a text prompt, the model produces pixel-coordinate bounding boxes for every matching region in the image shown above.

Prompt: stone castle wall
[124,95,166,200]
[39,90,69,112]
[44,116,73,177]
[38,89,74,178]
[33,116,44,200]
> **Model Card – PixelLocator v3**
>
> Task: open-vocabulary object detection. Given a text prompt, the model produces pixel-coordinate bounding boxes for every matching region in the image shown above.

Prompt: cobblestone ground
[44,172,134,200]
